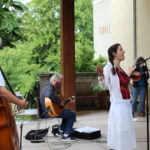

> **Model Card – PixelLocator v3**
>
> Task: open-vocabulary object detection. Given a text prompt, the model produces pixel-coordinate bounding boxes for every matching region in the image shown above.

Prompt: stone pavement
[17,110,149,150]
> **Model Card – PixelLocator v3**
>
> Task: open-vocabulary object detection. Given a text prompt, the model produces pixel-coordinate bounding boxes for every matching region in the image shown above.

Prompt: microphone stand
[144,60,150,150]
[135,57,150,150]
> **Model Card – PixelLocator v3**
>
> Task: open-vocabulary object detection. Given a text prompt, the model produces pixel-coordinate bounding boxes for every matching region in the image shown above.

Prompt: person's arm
[98,76,105,88]
[97,64,111,89]
[0,70,27,107]
[144,66,149,79]
[49,93,63,105]
[128,65,136,77]
[95,65,106,88]
[0,86,27,107]
[44,86,62,105]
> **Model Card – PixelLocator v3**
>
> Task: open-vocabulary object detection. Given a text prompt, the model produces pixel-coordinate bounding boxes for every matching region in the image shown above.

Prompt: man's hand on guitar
[60,97,75,107]
[132,71,141,76]
[68,96,76,102]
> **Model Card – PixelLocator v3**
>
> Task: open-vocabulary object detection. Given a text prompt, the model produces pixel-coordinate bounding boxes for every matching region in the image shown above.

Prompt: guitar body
[132,76,141,81]
[45,97,62,117]
[45,97,76,118]
[132,71,141,81]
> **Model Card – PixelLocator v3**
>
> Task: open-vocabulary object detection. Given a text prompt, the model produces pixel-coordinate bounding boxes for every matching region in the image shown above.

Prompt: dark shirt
[116,68,130,99]
[39,82,61,117]
[130,66,149,87]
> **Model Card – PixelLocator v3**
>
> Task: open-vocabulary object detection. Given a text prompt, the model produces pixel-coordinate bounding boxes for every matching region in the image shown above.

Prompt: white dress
[99,63,136,150]
[107,100,136,150]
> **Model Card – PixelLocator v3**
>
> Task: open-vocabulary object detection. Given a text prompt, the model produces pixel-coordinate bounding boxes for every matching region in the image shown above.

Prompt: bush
[91,84,108,92]
[83,55,108,72]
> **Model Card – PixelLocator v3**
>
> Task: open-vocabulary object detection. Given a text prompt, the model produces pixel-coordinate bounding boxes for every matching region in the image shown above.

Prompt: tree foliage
[0,0,107,94]
[0,0,26,47]
[75,0,95,72]
[0,41,40,94]
[22,0,61,72]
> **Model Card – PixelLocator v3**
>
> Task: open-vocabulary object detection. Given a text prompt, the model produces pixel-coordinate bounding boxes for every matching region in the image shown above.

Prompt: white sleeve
[98,76,106,88]
[0,71,5,86]
[98,63,112,89]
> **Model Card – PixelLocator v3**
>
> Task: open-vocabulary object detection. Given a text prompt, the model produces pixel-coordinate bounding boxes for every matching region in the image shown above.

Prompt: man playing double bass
[0,69,27,150]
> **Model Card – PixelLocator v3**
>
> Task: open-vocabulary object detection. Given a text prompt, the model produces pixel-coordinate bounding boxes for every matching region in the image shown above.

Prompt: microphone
[144,57,150,62]
[137,57,150,66]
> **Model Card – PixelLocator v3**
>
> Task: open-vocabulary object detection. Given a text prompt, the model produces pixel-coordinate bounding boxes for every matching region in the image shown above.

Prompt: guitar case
[71,127,101,140]
[52,124,101,140]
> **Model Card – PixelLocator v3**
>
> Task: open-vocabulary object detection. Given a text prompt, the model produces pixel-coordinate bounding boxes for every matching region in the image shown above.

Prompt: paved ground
[17,110,149,150]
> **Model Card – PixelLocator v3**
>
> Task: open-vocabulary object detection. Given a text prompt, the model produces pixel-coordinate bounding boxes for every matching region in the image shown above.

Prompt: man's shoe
[138,112,145,117]
[62,135,78,141]
[55,131,62,137]
[53,129,63,137]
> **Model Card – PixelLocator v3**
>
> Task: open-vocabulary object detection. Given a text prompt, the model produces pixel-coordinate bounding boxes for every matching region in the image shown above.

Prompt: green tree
[21,0,61,73]
[0,0,26,47]
[0,41,40,94]
[22,0,95,72]
[0,0,106,94]
[75,0,95,72]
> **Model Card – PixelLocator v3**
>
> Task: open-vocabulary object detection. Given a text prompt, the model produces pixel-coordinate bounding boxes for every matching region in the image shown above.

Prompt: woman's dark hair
[135,57,144,66]
[108,43,121,75]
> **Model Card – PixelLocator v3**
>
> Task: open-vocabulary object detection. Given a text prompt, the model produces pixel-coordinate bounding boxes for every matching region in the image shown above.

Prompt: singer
[95,44,136,150]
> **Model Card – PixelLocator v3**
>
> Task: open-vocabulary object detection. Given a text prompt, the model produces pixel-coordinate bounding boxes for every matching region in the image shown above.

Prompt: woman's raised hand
[95,65,104,76]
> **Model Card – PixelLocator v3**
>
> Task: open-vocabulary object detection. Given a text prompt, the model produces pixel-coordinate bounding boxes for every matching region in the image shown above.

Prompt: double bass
[0,68,19,150]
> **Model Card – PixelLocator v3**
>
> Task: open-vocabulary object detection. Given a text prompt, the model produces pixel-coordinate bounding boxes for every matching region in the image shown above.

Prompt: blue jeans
[132,87,146,113]
[58,109,76,134]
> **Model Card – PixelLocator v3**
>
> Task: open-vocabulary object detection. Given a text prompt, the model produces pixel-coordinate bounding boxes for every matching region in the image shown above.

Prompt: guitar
[131,71,146,81]
[45,97,76,117]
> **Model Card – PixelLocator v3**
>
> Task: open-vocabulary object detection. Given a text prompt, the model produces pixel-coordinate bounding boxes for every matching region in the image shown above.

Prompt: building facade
[93,0,150,72]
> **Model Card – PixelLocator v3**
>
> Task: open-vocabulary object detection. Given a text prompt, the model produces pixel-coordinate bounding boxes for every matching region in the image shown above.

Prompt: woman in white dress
[96,44,136,150]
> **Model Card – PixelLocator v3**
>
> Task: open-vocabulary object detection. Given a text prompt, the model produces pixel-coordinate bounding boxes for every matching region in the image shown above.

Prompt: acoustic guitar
[131,71,146,81]
[45,97,76,117]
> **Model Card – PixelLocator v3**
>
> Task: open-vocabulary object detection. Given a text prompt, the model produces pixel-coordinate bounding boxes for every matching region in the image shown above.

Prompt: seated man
[39,73,76,141]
